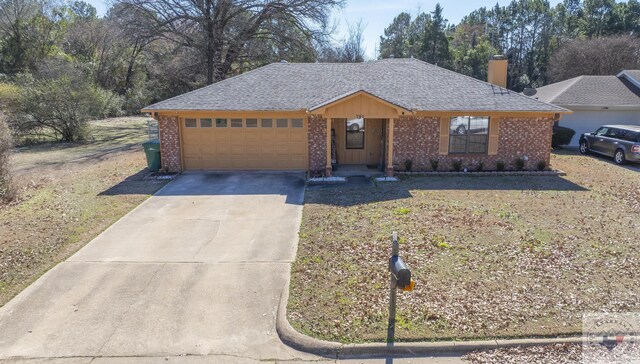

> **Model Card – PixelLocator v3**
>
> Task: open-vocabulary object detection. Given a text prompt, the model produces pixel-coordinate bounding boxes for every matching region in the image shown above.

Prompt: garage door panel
[230,145,245,154]
[275,133,290,143]
[290,132,306,142]
[276,159,291,169]
[291,158,306,169]
[185,158,206,170]
[260,129,276,138]
[200,147,215,158]
[291,142,306,154]
[260,159,278,169]
[216,145,231,155]
[274,144,290,154]
[181,118,307,171]
[245,133,260,144]
[261,144,276,154]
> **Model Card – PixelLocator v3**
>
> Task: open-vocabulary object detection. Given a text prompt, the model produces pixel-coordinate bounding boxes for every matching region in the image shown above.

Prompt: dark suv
[579,125,640,165]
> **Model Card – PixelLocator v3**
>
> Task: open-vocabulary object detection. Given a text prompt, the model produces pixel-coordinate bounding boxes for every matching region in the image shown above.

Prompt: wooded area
[0,0,638,144]
[379,0,640,90]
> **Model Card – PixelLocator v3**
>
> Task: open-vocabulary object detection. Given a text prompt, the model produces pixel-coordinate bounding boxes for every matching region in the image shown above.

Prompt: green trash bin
[142,140,161,172]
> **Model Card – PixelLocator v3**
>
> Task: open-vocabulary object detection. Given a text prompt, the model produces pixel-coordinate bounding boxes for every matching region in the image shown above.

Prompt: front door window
[346,118,365,149]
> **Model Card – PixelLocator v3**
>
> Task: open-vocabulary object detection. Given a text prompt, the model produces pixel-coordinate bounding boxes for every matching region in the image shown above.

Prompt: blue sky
[85,0,563,58]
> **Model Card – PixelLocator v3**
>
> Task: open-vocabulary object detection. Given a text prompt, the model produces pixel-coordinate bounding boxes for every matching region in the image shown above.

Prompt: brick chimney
[488,55,508,88]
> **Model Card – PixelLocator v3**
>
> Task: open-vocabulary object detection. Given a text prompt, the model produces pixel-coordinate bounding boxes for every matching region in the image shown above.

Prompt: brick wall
[158,115,181,173]
[308,115,328,176]
[392,116,554,172]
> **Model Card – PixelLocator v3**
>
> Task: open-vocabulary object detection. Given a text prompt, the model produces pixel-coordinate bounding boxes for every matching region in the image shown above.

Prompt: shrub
[515,158,526,171]
[0,119,16,203]
[476,161,484,171]
[7,63,123,143]
[496,160,505,171]
[537,160,547,171]
[552,125,576,147]
[452,160,462,172]
[430,159,439,171]
[404,159,413,172]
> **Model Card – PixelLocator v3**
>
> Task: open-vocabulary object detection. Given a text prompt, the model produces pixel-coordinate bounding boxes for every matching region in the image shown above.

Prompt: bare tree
[548,35,640,82]
[340,19,365,62]
[114,0,344,84]
[106,4,159,94]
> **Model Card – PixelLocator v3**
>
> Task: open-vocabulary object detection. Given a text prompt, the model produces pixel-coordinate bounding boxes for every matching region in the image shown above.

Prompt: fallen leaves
[288,153,640,343]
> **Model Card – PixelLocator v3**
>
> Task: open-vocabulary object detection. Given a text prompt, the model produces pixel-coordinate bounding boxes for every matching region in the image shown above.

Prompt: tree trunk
[123,40,141,94]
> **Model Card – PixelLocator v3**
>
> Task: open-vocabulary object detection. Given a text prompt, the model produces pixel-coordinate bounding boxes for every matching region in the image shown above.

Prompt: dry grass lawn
[288,152,640,343]
[0,117,167,306]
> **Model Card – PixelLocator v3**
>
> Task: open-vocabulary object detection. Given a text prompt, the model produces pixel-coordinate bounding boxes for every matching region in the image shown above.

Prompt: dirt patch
[464,344,583,363]
[288,152,640,343]
[463,342,640,363]
[0,117,167,306]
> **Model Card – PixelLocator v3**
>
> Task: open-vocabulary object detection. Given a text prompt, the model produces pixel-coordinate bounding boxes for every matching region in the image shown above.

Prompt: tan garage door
[181,117,308,170]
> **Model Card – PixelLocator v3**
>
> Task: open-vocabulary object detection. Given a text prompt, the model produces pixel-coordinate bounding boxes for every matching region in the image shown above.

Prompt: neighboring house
[530,70,640,146]
[142,58,568,176]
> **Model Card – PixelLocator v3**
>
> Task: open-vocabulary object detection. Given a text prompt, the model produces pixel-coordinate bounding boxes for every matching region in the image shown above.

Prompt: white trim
[617,70,640,89]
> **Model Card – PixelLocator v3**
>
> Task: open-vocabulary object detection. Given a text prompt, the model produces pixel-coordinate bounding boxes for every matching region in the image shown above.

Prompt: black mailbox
[389,255,411,288]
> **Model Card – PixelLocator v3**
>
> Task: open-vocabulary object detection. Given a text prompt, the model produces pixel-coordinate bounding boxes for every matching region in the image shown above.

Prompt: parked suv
[579,125,640,165]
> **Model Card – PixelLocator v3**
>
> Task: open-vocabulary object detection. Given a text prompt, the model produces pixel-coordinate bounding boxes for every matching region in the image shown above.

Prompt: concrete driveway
[0,172,316,362]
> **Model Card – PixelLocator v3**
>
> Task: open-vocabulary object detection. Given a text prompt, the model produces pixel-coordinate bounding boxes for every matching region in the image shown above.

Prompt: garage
[180,116,308,170]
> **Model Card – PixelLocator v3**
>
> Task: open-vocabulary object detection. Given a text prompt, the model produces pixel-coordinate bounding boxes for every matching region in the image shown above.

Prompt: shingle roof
[143,58,566,113]
[532,75,640,107]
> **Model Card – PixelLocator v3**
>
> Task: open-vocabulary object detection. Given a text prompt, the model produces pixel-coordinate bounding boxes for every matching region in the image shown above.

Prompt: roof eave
[557,104,640,111]
[140,108,309,114]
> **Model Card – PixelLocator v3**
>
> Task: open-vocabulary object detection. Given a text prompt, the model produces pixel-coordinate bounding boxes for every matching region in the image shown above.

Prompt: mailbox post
[388,231,415,339]
[388,232,399,335]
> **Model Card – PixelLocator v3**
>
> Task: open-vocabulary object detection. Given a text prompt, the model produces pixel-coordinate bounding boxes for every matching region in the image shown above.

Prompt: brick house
[142,58,569,176]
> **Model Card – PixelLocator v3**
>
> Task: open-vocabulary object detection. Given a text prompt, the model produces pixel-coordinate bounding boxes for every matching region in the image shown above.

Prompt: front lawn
[0,117,167,306]
[288,153,640,343]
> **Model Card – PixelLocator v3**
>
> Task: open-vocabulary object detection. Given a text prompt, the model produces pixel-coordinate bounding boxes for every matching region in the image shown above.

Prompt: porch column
[386,118,395,177]
[325,117,332,177]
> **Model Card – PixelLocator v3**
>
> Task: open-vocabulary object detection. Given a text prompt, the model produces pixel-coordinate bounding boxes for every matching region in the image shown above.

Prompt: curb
[276,284,583,358]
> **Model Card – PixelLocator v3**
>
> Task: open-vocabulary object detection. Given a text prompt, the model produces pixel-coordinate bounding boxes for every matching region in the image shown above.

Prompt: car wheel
[579,140,589,154]
[614,149,626,165]
[456,124,466,134]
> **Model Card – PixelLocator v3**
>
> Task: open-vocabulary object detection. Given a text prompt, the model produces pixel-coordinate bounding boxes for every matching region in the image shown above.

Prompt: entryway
[330,118,385,175]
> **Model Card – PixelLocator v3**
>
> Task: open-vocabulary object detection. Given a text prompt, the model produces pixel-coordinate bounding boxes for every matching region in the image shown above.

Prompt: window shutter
[438,118,449,155]
[488,118,500,155]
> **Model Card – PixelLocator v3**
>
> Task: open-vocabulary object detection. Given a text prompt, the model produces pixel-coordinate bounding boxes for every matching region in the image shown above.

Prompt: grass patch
[394,207,411,215]
[0,117,167,306]
[288,153,640,343]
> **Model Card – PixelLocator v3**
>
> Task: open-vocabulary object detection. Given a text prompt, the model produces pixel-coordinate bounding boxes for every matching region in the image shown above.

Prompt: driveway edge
[276,285,583,358]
